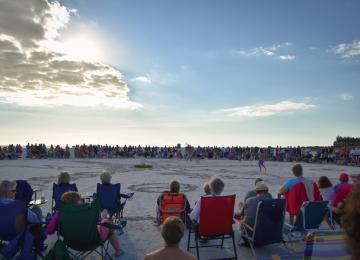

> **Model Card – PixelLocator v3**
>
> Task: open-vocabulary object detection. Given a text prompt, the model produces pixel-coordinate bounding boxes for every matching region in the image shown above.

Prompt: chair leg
[220,235,224,248]
[231,233,238,260]
[187,225,191,251]
[249,240,257,260]
[194,232,200,260]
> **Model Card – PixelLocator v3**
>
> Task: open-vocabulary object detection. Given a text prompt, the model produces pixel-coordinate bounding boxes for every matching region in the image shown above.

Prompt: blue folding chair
[285,200,333,244]
[292,201,332,232]
[96,183,133,220]
[0,200,39,260]
[52,183,78,210]
[240,199,286,259]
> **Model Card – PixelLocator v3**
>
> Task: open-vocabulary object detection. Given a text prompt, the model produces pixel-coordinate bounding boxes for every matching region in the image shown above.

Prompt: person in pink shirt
[46,191,123,257]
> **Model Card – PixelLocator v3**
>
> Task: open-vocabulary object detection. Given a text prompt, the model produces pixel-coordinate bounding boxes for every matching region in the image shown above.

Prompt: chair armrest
[98,222,122,230]
[241,222,254,232]
[120,192,134,199]
[187,214,199,228]
[284,222,294,231]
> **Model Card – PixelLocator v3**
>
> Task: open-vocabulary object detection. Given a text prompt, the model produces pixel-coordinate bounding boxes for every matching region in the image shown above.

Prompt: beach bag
[45,239,72,260]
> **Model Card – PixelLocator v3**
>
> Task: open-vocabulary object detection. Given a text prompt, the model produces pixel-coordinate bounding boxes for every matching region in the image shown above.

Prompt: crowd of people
[0,144,22,159]
[1,164,360,259]
[155,165,360,258]
[1,143,360,167]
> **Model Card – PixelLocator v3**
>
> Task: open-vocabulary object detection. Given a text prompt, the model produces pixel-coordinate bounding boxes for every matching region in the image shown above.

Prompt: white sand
[0,159,358,259]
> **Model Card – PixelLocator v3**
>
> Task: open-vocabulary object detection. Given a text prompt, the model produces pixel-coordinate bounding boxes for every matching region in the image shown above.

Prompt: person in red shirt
[332,172,352,224]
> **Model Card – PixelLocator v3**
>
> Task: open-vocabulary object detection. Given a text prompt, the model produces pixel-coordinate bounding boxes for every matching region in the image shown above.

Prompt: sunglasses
[10,190,16,193]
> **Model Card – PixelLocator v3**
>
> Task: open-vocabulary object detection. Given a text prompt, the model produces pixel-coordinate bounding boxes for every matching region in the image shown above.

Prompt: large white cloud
[222,100,316,118]
[0,0,141,109]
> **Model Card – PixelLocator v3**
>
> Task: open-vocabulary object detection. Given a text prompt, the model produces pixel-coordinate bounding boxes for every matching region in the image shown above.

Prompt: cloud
[131,75,152,84]
[234,42,295,61]
[279,55,295,60]
[0,0,141,109]
[222,100,316,118]
[339,93,353,101]
[332,40,360,58]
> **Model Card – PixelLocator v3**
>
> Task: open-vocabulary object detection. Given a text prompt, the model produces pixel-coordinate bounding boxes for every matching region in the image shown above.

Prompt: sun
[59,36,103,62]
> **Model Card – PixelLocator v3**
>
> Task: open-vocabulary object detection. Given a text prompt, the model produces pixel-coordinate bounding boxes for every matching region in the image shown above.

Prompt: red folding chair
[159,192,187,225]
[187,195,238,260]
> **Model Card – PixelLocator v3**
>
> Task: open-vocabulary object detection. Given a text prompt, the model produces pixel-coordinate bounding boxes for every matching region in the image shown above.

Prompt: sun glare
[59,36,103,62]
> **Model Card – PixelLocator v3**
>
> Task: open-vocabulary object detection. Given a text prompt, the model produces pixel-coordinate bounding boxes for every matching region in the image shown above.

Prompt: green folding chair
[58,199,116,259]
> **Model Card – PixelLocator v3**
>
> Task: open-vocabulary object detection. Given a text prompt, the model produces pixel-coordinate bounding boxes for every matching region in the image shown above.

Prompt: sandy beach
[0,158,358,259]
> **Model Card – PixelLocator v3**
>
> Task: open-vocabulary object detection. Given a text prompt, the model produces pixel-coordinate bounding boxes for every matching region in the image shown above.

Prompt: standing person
[258,148,267,174]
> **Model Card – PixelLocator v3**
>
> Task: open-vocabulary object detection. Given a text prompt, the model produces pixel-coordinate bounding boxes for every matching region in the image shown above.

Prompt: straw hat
[255,181,268,191]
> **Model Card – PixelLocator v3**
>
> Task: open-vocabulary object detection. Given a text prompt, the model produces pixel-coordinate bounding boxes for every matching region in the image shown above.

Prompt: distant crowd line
[0,143,359,166]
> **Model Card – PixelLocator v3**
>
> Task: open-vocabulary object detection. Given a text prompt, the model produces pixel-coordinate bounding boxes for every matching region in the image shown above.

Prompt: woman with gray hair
[0,180,43,222]
[0,180,46,250]
[189,176,225,222]
[100,171,112,184]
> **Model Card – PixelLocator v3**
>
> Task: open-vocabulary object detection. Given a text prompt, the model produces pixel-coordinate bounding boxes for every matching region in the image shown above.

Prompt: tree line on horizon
[333,136,360,147]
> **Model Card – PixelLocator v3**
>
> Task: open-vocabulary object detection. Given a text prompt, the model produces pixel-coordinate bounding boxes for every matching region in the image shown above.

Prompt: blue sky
[0,0,359,146]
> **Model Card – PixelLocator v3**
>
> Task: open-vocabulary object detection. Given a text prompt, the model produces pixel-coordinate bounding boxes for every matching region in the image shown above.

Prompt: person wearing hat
[238,181,271,230]
[333,173,352,207]
[332,172,353,225]
[243,178,272,202]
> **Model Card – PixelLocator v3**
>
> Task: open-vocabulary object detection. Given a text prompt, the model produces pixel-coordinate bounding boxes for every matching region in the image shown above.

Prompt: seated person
[238,182,271,230]
[190,176,224,223]
[279,164,317,224]
[244,178,272,202]
[203,182,211,196]
[279,164,314,199]
[46,191,124,257]
[332,173,353,224]
[317,176,335,203]
[57,171,76,187]
[156,180,191,224]
[0,180,46,250]
[144,216,196,260]
[0,180,42,223]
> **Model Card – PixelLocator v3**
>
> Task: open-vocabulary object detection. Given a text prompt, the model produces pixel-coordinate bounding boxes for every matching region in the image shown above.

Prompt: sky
[0,0,359,147]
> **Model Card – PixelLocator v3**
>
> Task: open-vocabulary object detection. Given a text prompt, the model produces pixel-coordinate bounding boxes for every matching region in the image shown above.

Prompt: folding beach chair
[285,182,321,223]
[0,200,43,260]
[158,192,187,225]
[187,195,238,260]
[239,199,286,259]
[57,199,117,260]
[52,183,78,210]
[96,183,134,221]
[288,201,333,232]
[303,230,350,259]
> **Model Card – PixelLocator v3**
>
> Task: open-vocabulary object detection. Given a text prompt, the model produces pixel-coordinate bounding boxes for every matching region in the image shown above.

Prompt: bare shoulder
[144,249,161,260]
[181,250,197,260]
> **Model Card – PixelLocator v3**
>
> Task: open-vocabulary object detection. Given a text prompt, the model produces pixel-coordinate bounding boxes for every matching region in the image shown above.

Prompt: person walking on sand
[258,148,267,174]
